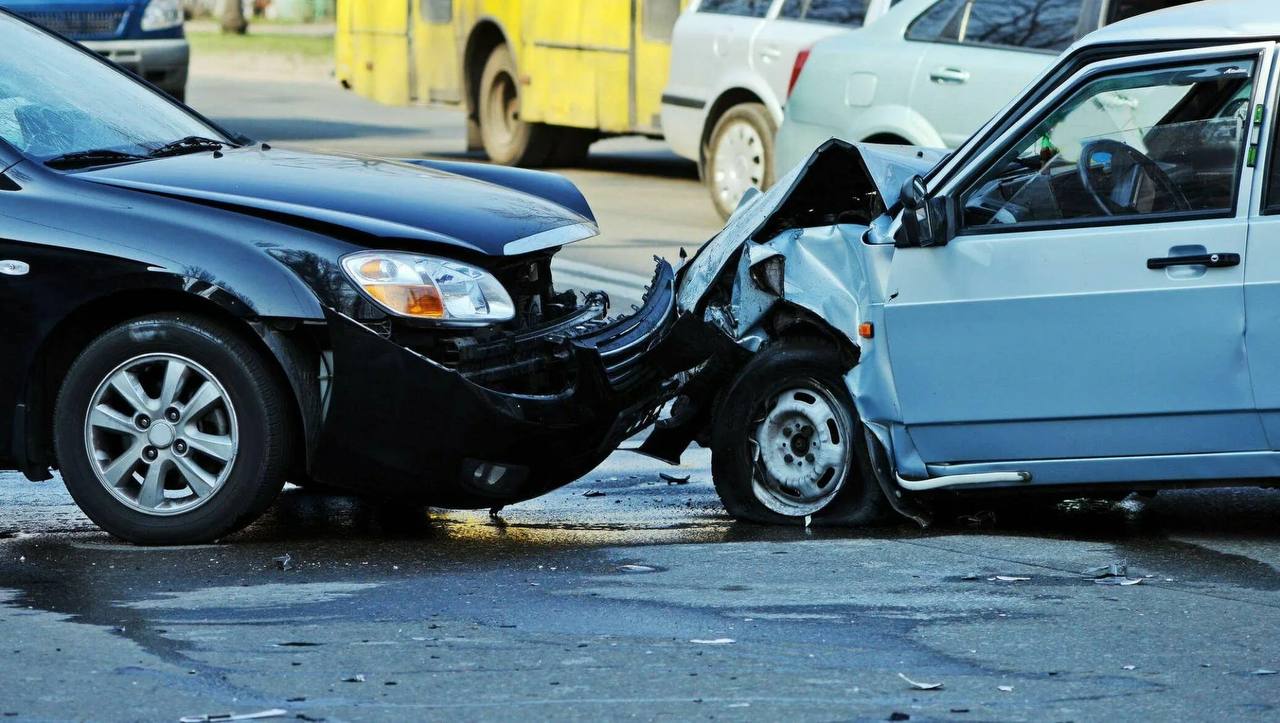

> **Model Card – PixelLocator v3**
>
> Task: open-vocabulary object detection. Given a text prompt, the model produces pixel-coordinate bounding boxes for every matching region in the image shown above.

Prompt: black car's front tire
[54,314,291,544]
[711,339,889,526]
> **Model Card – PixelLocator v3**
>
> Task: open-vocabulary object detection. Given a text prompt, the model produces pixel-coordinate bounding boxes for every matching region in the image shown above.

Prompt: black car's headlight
[141,0,184,31]
[340,251,515,323]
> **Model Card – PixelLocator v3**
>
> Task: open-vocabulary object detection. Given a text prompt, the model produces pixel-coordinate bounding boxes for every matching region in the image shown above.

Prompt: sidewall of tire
[711,340,888,526]
[54,315,289,544]
[478,45,555,167]
[706,102,776,220]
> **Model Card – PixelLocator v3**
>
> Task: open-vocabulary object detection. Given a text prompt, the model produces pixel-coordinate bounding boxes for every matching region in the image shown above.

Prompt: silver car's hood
[677,139,945,312]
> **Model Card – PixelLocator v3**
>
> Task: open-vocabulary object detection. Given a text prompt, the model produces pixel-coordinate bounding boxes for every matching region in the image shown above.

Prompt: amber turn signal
[858,322,874,339]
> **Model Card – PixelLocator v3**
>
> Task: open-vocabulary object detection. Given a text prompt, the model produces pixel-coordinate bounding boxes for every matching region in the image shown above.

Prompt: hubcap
[749,384,851,516]
[83,353,238,516]
[712,119,766,212]
[485,71,519,147]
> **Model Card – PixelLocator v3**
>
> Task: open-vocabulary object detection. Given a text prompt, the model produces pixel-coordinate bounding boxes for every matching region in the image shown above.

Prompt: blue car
[0,0,188,100]
[661,0,1280,525]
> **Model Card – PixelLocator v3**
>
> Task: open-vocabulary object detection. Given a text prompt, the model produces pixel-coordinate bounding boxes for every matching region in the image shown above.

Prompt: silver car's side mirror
[898,175,949,248]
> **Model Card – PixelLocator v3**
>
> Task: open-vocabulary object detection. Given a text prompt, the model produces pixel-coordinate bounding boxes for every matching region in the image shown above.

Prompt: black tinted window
[1108,0,1201,24]
[906,0,964,42]
[698,0,772,16]
[780,0,869,26]
[908,0,1082,51]
[963,0,1083,51]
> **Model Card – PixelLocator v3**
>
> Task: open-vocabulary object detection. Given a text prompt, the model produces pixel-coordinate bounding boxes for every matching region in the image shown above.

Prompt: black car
[0,10,682,544]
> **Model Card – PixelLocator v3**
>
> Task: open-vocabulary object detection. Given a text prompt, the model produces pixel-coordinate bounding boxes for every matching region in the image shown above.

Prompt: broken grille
[14,10,127,37]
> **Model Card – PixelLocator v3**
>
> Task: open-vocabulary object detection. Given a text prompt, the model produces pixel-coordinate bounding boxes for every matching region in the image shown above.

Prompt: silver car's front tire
[55,314,291,544]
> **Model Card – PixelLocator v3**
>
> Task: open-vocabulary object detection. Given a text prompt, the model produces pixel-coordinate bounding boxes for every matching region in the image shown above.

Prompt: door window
[961,60,1256,230]
[420,0,451,23]
[644,0,683,41]
[1107,0,1202,25]
[907,0,1083,52]
[697,0,773,16]
[779,0,869,26]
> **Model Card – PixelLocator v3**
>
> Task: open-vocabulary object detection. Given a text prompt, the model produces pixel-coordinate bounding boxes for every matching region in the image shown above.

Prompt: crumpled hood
[678,138,945,312]
[77,147,598,256]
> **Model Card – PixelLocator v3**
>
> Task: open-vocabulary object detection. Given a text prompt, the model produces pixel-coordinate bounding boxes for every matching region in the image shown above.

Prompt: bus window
[422,0,451,24]
[644,0,682,42]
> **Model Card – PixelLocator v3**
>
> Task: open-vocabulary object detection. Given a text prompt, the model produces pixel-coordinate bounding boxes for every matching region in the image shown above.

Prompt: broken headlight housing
[341,251,516,323]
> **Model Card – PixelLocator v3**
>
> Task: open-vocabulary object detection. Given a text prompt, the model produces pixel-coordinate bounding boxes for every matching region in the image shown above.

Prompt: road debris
[997,685,1014,692]
[690,638,735,645]
[179,709,288,723]
[616,564,658,573]
[990,576,1031,582]
[272,553,293,572]
[888,713,910,721]
[660,473,690,485]
[1094,576,1143,586]
[1122,665,1136,670]
[582,490,606,498]
[1250,669,1278,676]
[341,674,366,683]
[1082,560,1128,579]
[897,673,944,691]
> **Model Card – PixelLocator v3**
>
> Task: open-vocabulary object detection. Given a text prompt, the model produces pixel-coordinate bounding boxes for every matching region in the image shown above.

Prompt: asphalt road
[2,73,1280,721]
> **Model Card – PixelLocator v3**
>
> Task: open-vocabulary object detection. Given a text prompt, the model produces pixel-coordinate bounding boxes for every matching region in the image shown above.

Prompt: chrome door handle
[929,67,970,84]
[0,260,28,276]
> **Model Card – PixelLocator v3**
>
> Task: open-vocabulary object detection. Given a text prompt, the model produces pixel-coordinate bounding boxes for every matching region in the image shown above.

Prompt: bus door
[632,0,682,134]
[412,0,463,106]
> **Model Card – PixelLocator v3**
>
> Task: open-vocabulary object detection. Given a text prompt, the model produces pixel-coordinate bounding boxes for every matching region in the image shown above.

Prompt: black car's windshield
[0,13,228,167]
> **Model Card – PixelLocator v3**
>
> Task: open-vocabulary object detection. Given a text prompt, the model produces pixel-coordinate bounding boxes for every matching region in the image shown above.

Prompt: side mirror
[897,175,949,248]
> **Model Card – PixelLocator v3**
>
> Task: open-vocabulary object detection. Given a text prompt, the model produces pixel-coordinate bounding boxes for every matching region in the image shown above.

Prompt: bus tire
[478,45,555,166]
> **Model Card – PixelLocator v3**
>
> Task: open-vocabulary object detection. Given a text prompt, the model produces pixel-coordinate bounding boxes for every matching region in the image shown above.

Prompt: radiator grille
[15,10,127,37]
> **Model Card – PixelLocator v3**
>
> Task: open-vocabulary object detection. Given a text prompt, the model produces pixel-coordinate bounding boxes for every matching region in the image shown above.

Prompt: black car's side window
[780,0,870,26]
[908,0,1083,52]
[697,0,772,16]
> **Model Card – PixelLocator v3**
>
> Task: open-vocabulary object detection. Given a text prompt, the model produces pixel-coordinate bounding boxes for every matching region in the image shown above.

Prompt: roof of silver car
[1086,0,1279,47]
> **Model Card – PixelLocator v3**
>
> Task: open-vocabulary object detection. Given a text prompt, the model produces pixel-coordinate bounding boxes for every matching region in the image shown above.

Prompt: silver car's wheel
[706,102,776,220]
[84,353,239,516]
[749,383,852,516]
[712,120,765,211]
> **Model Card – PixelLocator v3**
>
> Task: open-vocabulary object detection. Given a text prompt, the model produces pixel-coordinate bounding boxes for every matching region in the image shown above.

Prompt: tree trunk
[220,0,247,35]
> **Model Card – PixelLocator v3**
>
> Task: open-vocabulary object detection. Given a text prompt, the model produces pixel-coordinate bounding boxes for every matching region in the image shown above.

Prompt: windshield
[0,13,227,165]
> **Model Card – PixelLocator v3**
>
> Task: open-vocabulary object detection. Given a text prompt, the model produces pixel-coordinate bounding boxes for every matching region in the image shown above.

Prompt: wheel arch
[699,87,771,170]
[19,288,317,481]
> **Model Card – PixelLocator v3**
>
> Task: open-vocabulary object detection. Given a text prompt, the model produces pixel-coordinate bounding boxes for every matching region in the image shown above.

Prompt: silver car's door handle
[0,260,28,276]
[930,67,971,84]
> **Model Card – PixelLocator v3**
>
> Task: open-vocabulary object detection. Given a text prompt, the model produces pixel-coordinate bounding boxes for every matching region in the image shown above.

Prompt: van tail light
[788,48,812,100]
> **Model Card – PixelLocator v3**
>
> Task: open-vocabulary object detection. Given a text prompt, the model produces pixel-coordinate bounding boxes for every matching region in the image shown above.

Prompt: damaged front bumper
[308,260,682,507]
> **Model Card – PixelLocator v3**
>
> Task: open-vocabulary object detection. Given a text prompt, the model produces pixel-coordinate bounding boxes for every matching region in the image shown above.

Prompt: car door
[1244,57,1280,448]
[884,44,1273,472]
[753,0,868,107]
[668,0,773,104]
[906,0,1080,148]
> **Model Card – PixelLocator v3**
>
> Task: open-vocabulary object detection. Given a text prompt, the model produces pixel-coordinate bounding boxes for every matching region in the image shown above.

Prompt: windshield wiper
[147,135,229,158]
[44,149,148,170]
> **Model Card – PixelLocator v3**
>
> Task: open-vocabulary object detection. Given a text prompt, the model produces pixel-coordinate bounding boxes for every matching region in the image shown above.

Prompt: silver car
[661,0,898,219]
[777,0,1200,173]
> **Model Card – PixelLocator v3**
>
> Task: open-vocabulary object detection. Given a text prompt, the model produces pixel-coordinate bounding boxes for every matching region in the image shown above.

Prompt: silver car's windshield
[0,12,227,165]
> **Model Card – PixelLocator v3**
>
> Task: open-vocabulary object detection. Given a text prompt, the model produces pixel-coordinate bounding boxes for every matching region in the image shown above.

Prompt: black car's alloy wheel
[711,339,889,526]
[55,314,291,544]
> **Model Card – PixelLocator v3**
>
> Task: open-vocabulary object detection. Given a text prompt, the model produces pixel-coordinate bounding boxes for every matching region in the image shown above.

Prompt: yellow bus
[336,0,687,166]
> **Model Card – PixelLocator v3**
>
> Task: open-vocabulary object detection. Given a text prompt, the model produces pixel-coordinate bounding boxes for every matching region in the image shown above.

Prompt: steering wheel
[1077,139,1191,216]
